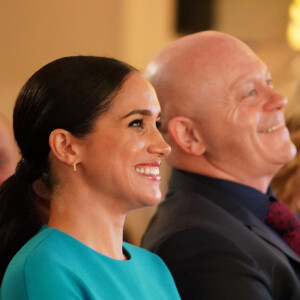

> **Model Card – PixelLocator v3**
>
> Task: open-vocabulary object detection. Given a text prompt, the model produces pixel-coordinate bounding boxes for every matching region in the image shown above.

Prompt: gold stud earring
[73,162,77,172]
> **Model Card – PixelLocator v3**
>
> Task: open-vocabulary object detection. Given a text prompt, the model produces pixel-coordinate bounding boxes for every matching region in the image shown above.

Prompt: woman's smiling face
[78,72,171,211]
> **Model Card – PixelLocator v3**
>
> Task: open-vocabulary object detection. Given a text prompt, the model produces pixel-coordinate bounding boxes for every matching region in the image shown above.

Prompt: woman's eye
[156,120,162,130]
[129,119,144,128]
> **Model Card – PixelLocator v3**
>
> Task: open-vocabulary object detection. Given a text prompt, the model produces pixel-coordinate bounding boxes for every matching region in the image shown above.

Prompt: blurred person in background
[272,87,300,215]
[0,113,18,185]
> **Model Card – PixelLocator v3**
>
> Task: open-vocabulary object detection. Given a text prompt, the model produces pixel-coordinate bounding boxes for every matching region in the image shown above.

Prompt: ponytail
[0,161,43,282]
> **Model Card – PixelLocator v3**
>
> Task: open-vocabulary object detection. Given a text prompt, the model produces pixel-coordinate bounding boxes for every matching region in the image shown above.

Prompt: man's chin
[277,141,297,164]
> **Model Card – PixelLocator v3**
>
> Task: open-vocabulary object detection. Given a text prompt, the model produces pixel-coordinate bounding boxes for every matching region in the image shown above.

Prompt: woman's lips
[134,162,162,181]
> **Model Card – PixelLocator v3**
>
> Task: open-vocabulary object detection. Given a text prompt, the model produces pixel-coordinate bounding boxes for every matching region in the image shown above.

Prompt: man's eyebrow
[122,109,161,119]
[265,69,272,78]
[232,68,270,90]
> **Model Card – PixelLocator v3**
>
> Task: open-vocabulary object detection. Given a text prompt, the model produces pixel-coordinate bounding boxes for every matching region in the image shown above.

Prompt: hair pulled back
[0,56,135,281]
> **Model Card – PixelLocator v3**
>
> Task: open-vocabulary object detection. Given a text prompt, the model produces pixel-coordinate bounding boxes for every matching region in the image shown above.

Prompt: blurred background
[1,0,299,245]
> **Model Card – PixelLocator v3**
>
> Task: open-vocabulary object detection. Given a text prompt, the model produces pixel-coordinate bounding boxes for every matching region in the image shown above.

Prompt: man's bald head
[146,31,296,192]
[145,31,255,127]
[0,114,19,184]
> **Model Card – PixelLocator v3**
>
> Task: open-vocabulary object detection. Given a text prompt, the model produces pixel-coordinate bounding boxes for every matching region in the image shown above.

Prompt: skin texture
[0,115,18,184]
[47,72,170,259]
[146,31,296,193]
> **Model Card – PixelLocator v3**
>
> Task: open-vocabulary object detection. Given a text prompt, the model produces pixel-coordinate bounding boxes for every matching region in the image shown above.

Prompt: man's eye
[266,79,273,86]
[247,90,255,97]
[129,119,143,128]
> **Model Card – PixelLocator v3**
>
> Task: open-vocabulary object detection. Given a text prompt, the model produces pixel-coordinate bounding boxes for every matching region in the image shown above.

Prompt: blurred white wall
[0,0,177,119]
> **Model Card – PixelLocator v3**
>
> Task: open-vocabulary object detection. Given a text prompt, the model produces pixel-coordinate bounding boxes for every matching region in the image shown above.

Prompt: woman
[0,56,180,299]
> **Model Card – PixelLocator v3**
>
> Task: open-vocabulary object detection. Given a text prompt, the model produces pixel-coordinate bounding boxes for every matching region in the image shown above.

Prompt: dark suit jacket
[142,169,300,299]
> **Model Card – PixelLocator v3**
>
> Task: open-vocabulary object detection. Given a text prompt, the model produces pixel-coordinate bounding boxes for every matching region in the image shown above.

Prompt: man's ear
[48,129,81,166]
[168,117,205,156]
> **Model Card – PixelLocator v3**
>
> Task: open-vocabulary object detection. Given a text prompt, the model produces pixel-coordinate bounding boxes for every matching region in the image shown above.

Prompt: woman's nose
[147,132,171,157]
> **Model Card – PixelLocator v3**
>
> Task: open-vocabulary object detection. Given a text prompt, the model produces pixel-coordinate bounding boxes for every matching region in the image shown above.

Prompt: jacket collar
[169,169,300,262]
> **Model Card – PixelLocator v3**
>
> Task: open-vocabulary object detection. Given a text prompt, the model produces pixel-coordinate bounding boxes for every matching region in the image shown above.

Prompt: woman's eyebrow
[122,109,152,119]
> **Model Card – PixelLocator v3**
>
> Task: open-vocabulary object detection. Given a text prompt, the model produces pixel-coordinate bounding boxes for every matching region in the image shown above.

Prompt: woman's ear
[168,117,205,156]
[48,129,81,166]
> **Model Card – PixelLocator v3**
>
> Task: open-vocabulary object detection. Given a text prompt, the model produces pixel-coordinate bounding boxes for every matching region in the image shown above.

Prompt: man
[142,31,300,299]
[0,114,18,184]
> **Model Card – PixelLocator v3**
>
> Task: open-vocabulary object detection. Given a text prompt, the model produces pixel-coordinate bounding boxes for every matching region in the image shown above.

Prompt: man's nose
[263,89,288,111]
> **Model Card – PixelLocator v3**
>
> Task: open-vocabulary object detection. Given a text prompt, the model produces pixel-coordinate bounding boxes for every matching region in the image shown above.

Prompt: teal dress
[1,226,180,299]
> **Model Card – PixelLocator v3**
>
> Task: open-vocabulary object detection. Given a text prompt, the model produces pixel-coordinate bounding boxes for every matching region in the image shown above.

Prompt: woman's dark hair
[0,56,136,281]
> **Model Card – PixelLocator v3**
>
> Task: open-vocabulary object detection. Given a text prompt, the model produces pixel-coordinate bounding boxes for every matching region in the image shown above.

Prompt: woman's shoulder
[4,226,80,279]
[1,226,59,294]
[4,227,57,273]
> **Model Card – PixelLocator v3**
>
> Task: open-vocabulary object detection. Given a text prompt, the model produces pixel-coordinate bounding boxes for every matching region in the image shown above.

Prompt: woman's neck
[48,189,127,260]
